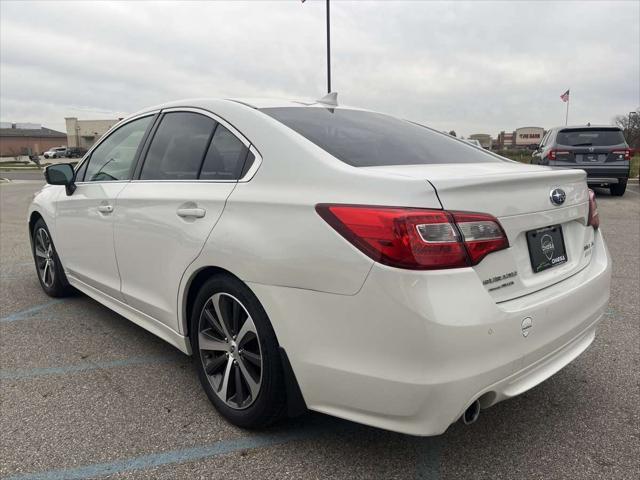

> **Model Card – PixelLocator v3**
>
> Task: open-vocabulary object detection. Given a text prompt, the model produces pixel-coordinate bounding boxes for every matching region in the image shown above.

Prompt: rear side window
[85,116,152,182]
[140,112,216,180]
[556,128,626,147]
[261,107,502,167]
[199,125,250,180]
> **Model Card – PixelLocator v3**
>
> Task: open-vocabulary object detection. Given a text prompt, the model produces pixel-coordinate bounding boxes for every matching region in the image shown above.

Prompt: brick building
[0,123,67,157]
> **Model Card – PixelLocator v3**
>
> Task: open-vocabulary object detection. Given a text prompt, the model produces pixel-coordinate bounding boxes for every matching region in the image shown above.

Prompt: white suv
[29,97,610,435]
[43,146,67,159]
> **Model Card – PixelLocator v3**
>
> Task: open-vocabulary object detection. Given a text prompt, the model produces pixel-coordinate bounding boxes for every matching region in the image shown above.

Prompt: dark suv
[64,147,88,159]
[532,125,631,196]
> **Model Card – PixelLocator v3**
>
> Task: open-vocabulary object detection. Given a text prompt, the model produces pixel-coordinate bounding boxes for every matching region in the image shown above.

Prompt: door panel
[53,115,154,300]
[55,182,128,300]
[113,182,236,328]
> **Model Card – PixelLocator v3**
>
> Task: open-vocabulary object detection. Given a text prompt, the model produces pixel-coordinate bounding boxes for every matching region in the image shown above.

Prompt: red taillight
[316,205,509,270]
[547,149,570,161]
[451,212,510,265]
[588,189,599,229]
[611,149,631,161]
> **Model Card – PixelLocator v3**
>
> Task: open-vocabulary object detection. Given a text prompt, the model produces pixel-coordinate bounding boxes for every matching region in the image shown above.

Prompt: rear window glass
[556,128,625,147]
[261,107,502,167]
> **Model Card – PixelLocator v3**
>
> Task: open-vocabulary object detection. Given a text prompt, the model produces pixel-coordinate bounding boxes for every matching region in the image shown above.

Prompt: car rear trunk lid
[365,162,594,302]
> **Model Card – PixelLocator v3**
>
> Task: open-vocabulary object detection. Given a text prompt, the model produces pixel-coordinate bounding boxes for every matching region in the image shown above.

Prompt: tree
[448,130,457,137]
[613,108,640,149]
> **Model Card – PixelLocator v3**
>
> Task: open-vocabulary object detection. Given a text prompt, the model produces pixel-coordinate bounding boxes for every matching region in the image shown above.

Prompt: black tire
[610,179,627,196]
[190,274,286,429]
[31,218,74,297]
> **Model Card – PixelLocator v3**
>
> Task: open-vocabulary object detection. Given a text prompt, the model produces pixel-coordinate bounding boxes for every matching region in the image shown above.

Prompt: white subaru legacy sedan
[29,97,610,436]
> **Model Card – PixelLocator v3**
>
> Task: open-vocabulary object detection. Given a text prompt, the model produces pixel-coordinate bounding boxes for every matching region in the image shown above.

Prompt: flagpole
[565,95,569,125]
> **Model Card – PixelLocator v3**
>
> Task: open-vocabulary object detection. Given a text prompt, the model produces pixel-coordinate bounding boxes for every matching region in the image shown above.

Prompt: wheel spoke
[211,294,232,340]
[241,350,261,368]
[42,261,50,286]
[236,316,257,345]
[35,246,47,258]
[198,331,229,352]
[237,356,260,399]
[38,229,46,249]
[218,357,233,400]
[204,354,228,375]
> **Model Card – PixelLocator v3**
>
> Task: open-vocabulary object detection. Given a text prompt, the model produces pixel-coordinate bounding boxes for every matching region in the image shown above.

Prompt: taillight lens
[547,149,570,161]
[611,149,631,161]
[316,205,509,270]
[588,189,599,229]
[452,212,510,264]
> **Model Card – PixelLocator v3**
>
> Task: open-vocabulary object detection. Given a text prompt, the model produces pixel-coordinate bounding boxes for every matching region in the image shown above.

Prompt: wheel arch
[28,211,44,243]
[181,266,244,341]
[180,265,307,416]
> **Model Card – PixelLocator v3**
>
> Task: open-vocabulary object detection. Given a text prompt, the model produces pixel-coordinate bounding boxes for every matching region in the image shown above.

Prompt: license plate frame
[526,225,568,273]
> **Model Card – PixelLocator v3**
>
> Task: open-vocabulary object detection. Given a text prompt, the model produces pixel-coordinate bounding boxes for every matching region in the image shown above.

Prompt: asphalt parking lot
[1,177,638,480]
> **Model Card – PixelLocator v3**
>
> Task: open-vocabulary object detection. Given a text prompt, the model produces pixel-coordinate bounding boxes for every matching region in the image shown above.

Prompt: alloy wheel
[198,292,263,409]
[34,228,55,288]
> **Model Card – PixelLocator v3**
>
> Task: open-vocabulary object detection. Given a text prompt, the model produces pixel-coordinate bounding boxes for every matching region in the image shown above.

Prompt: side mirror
[45,163,76,195]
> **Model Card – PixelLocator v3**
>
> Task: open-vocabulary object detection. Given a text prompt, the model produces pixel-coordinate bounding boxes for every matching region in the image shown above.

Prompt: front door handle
[98,204,113,214]
[177,207,206,218]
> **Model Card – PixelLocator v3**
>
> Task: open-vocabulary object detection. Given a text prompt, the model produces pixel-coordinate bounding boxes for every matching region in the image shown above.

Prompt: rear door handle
[177,207,206,218]
[98,205,113,214]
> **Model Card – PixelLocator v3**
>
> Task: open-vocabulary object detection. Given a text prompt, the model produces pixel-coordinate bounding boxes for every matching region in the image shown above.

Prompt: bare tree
[613,107,640,149]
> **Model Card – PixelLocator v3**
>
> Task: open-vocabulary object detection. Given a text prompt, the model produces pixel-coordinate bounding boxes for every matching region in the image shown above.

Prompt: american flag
[560,89,570,102]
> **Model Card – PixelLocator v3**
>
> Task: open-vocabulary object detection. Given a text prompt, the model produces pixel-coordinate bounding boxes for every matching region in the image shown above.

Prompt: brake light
[587,189,599,229]
[316,205,509,270]
[611,149,631,161]
[547,149,570,161]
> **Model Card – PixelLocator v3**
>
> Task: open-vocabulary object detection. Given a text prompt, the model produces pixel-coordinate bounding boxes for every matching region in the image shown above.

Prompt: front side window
[139,112,216,180]
[84,116,152,182]
[261,107,503,167]
[199,125,249,180]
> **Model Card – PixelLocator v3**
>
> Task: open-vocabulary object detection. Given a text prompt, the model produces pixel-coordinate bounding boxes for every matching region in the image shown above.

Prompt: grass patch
[630,154,639,178]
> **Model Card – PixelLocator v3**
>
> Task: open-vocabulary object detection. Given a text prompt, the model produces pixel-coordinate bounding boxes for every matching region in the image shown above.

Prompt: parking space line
[0,355,180,380]
[0,299,63,323]
[4,424,350,480]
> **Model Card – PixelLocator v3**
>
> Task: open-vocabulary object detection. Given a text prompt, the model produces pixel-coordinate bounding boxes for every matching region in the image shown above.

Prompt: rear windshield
[556,128,625,147]
[261,107,502,167]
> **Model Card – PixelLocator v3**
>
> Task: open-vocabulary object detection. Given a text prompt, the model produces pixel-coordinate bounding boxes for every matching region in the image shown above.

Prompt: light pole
[326,0,331,93]
[302,0,332,94]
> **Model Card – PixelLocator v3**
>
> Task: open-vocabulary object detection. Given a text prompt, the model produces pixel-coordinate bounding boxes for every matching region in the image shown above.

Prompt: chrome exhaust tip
[462,399,481,425]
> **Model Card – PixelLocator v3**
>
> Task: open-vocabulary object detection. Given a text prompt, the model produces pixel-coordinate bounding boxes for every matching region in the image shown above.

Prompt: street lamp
[302,0,332,94]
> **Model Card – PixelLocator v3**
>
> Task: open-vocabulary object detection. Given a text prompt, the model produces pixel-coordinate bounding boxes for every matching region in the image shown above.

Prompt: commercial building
[468,133,492,149]
[0,123,67,157]
[65,117,120,150]
[495,127,545,149]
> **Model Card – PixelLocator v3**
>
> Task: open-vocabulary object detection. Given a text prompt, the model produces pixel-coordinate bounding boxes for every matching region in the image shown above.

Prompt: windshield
[556,128,626,147]
[261,107,502,167]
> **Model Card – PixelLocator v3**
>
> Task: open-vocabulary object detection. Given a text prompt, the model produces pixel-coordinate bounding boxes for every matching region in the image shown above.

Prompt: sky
[1,0,639,138]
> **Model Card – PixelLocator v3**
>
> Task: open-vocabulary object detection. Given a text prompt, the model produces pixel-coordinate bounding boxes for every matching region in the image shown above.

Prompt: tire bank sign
[515,127,544,146]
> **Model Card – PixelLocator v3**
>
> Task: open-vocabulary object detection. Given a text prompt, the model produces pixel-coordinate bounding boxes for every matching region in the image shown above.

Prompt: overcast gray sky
[1,0,638,137]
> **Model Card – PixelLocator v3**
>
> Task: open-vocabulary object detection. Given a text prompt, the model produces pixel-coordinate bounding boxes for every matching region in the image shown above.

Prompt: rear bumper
[550,163,630,183]
[250,228,611,436]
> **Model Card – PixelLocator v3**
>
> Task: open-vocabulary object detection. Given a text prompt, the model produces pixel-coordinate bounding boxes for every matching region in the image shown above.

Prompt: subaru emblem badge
[550,188,566,206]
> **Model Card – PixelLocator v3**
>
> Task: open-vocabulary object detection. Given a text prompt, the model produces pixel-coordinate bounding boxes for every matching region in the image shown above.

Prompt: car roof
[550,124,621,131]
[131,97,369,117]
